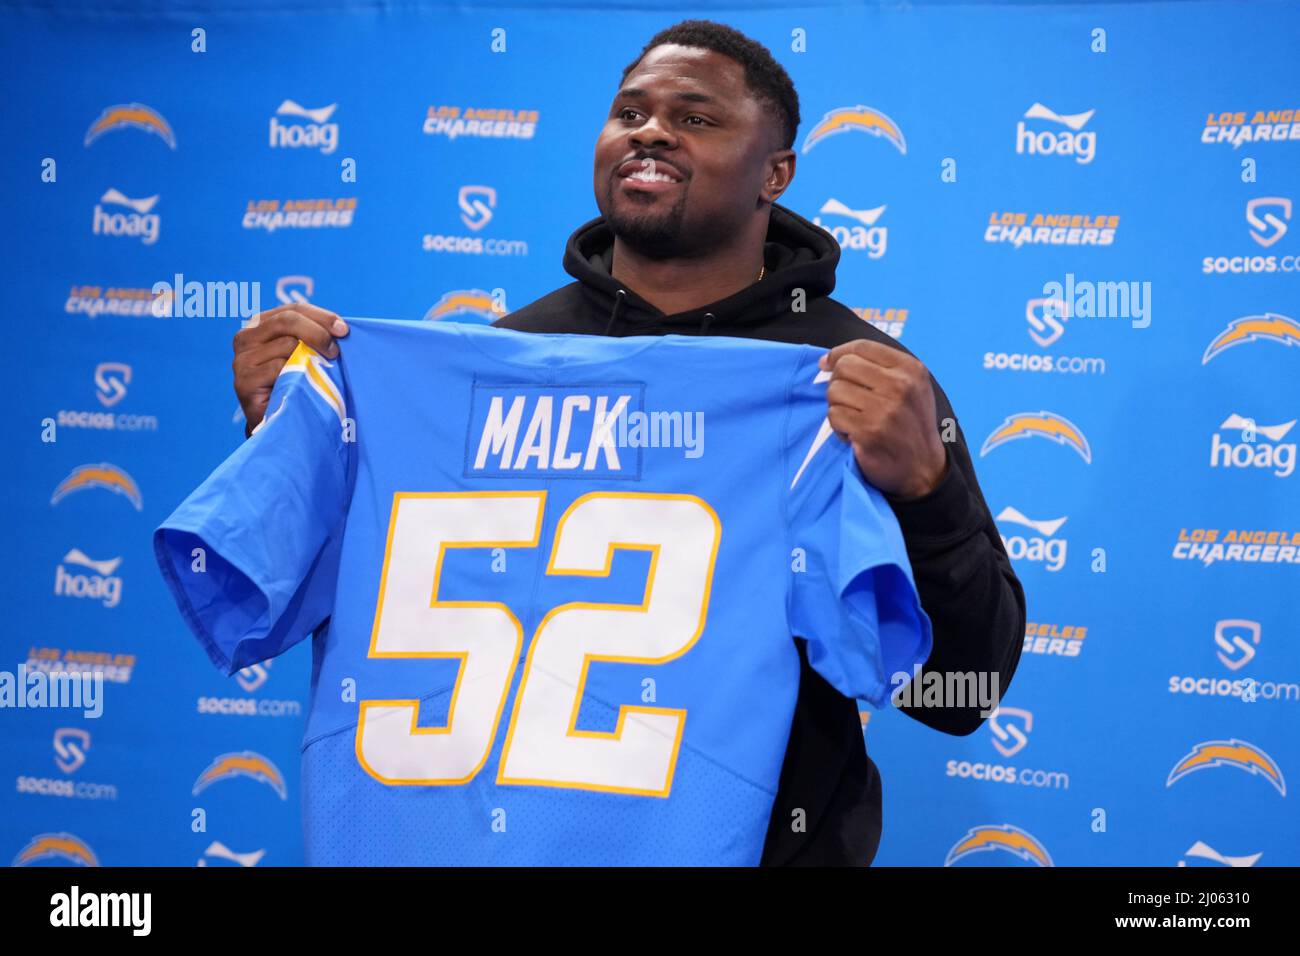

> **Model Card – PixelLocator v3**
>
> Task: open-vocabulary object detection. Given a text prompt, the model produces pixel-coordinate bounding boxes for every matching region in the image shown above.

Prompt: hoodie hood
[562,202,841,336]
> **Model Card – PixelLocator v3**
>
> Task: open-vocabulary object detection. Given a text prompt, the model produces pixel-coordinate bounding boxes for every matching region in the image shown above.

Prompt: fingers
[826,403,866,440]
[234,336,308,375]
[232,305,347,437]
[821,340,933,413]
[234,307,346,360]
[825,377,873,414]
[826,352,898,393]
[820,338,916,373]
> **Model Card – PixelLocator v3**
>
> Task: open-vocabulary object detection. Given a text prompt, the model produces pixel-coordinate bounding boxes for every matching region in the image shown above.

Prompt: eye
[617,107,640,121]
[684,115,709,126]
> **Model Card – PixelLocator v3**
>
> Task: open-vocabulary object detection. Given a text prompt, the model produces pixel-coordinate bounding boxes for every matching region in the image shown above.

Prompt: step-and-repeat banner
[3,0,1297,867]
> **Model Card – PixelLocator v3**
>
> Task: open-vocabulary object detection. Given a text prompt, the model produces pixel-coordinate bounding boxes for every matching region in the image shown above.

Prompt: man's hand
[233,304,348,436]
[820,340,948,500]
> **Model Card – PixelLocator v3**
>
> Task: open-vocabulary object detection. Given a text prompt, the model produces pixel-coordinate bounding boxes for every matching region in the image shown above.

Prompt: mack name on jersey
[467,384,647,478]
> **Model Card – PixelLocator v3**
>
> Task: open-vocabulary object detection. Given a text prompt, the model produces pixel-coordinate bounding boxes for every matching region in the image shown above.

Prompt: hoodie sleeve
[882,373,1027,735]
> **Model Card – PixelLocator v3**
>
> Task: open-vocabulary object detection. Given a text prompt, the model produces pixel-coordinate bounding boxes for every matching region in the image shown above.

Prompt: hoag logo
[1210,414,1295,477]
[1015,103,1096,164]
[996,507,1068,572]
[92,189,159,245]
[269,100,338,154]
[812,199,887,259]
[53,550,122,608]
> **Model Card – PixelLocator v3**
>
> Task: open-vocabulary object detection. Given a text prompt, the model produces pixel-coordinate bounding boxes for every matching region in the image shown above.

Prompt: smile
[625,169,679,184]
[616,158,685,191]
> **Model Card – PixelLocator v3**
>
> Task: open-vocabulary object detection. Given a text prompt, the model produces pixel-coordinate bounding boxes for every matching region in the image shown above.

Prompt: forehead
[619,44,752,104]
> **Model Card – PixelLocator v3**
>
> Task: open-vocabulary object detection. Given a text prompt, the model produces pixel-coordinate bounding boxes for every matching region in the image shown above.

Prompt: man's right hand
[233,303,349,437]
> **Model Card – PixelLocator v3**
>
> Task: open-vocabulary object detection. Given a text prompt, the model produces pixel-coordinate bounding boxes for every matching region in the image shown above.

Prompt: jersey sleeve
[153,343,352,675]
[783,347,933,709]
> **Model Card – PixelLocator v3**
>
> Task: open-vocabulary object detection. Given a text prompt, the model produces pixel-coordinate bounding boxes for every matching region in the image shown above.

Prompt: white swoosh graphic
[275,99,338,123]
[1023,102,1095,131]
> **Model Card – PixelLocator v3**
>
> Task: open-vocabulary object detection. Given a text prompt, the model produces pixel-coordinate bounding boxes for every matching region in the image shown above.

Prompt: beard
[602,179,707,259]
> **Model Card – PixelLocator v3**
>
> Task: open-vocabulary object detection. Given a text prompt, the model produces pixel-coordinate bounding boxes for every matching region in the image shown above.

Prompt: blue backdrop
[3,0,1297,867]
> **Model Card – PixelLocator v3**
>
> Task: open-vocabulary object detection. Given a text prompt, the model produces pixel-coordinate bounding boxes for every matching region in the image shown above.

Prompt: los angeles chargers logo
[801,105,907,155]
[192,751,288,800]
[944,823,1053,867]
[12,832,99,867]
[50,463,143,510]
[84,103,176,149]
[1202,312,1300,364]
[980,411,1092,463]
[423,289,505,325]
[1166,739,1286,796]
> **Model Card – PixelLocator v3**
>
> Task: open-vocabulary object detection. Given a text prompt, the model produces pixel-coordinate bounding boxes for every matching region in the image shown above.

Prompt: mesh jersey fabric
[154,317,932,865]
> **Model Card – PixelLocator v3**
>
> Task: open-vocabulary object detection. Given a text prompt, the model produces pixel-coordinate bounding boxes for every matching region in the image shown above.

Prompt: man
[231,19,1026,865]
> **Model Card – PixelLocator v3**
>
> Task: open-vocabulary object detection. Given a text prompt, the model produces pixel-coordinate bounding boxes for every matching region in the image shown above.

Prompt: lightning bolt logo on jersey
[154,318,931,865]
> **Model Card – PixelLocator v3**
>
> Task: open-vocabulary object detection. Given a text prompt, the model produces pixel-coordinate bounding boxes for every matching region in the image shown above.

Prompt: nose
[630,112,675,149]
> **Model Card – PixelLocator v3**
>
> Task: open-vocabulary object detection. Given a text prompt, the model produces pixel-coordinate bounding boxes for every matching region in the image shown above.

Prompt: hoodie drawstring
[603,289,627,336]
[701,312,715,335]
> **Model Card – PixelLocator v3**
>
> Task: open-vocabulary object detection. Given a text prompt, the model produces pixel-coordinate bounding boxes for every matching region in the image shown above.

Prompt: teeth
[628,170,677,183]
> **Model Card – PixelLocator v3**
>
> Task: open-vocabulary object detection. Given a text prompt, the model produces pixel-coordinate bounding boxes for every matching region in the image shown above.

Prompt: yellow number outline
[356,491,545,786]
[496,492,721,797]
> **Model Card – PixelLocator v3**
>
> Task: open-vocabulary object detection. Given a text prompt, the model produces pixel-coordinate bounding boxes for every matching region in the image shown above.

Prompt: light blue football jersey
[154,317,932,866]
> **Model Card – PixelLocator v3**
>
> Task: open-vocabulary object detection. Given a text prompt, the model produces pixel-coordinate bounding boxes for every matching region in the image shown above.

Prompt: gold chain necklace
[757,264,765,281]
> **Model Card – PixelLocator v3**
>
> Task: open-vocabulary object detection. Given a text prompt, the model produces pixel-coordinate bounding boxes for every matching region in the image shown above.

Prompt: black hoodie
[495,202,1027,866]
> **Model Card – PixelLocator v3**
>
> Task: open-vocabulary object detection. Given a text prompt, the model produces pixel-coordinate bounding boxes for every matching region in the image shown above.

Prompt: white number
[357,492,719,796]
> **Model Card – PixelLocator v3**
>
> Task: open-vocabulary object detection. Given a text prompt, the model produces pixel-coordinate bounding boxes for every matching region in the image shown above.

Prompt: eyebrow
[616,87,719,106]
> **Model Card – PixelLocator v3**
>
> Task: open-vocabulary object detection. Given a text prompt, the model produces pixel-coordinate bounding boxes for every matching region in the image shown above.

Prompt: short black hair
[620,19,801,152]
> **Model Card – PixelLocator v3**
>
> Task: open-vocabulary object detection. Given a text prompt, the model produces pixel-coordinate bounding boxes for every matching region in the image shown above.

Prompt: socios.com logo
[1215,619,1261,671]
[93,363,131,407]
[459,185,496,231]
[275,275,313,306]
[1027,296,1069,347]
[944,824,1053,867]
[1247,197,1291,247]
[988,707,1033,758]
[1201,200,1298,273]
[53,728,91,774]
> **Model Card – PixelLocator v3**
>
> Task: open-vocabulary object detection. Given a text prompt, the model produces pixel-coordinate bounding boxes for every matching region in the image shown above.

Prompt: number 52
[356,491,721,797]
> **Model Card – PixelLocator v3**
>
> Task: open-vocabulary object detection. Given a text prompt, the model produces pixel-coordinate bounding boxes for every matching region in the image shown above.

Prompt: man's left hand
[820,340,948,500]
